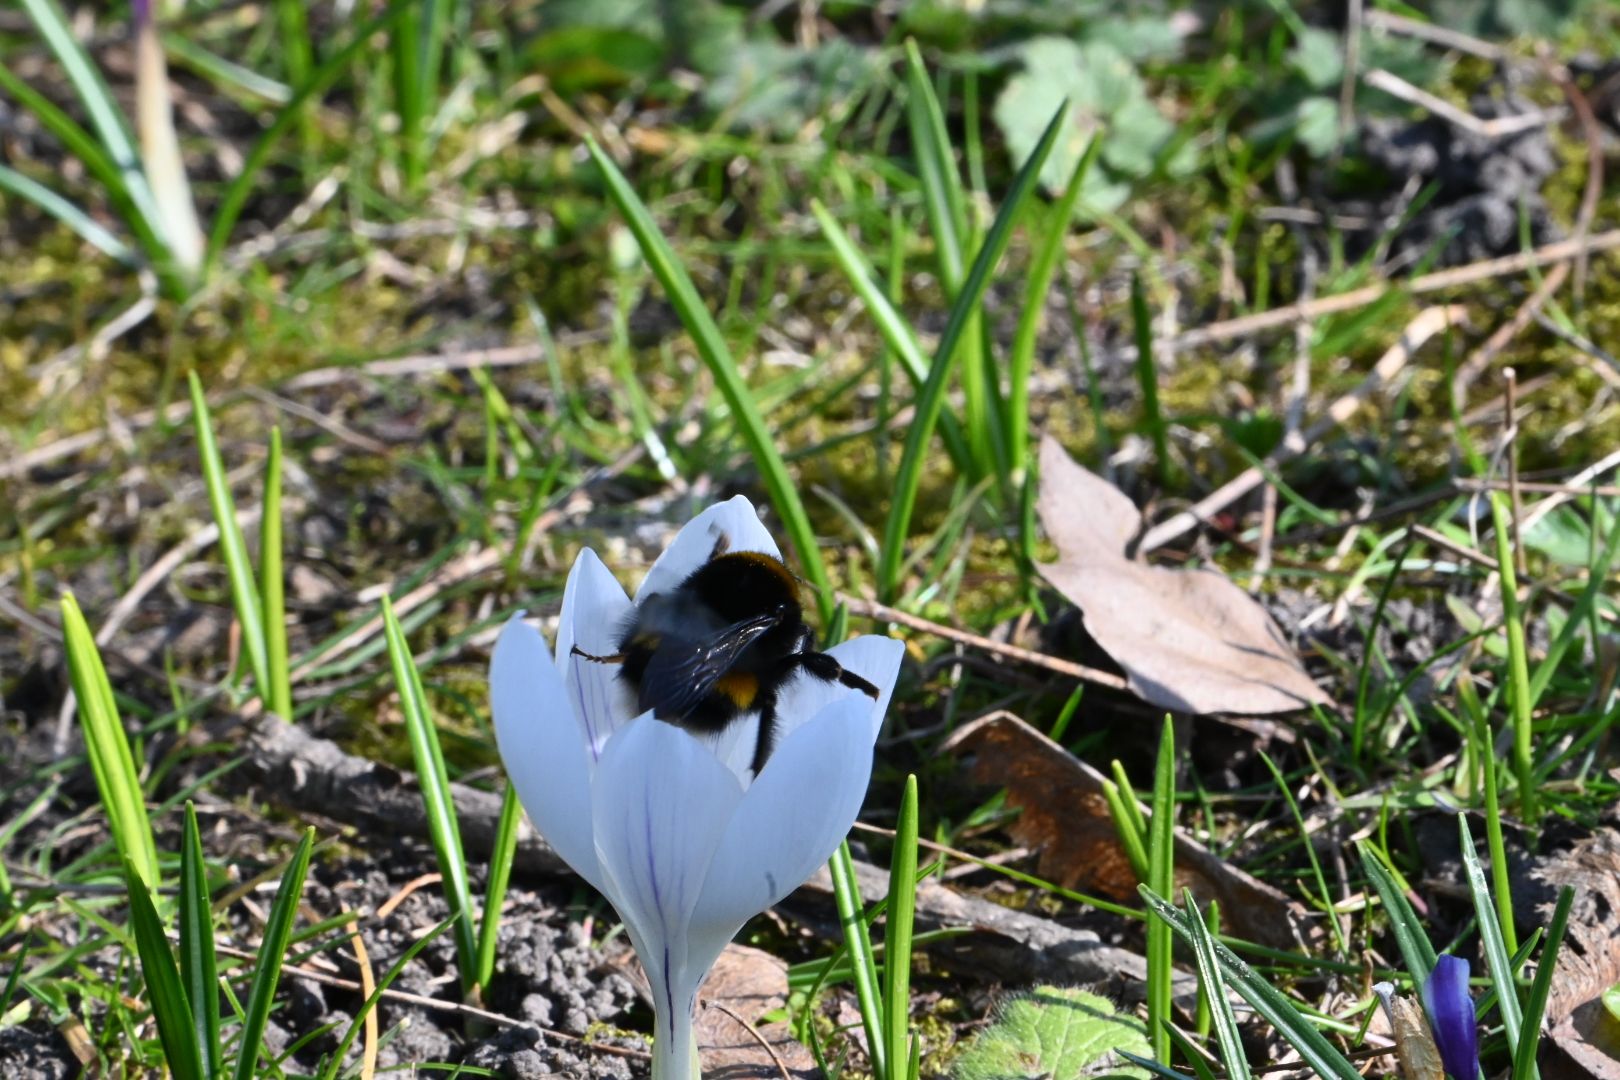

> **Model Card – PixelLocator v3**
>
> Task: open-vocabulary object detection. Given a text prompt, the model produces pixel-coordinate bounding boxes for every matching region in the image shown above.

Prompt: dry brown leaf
[696,944,818,1079]
[1512,828,1620,1076]
[1036,436,1332,715]
[942,711,1319,950]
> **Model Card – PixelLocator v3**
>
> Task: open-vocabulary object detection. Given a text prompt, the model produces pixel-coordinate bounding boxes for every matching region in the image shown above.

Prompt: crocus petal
[590,716,745,1027]
[1421,955,1478,1080]
[635,495,781,602]
[693,695,877,934]
[556,548,638,757]
[490,615,602,889]
[770,635,905,743]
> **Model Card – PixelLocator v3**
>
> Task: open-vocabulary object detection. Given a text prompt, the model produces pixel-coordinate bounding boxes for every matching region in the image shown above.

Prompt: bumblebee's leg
[709,531,731,559]
[569,645,626,664]
[788,651,880,698]
[749,684,782,777]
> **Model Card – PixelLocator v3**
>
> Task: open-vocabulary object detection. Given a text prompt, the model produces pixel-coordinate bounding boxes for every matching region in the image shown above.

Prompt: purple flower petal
[1422,955,1478,1080]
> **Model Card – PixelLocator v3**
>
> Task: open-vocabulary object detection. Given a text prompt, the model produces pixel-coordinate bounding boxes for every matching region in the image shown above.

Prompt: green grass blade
[318,916,455,1080]
[0,60,170,264]
[1356,843,1436,984]
[272,0,312,98]
[1163,1024,1220,1080]
[126,860,207,1080]
[1182,892,1249,1080]
[16,0,159,225]
[261,426,292,721]
[1102,778,1150,881]
[808,200,972,474]
[903,39,968,292]
[1147,716,1175,1064]
[1139,887,1362,1080]
[189,372,272,702]
[61,593,159,889]
[1458,815,1525,1066]
[1112,760,1148,839]
[884,775,919,1076]
[1260,751,1347,956]
[382,597,478,992]
[1131,273,1171,487]
[830,841,887,1080]
[1488,494,1537,821]
[877,103,1068,601]
[0,163,133,263]
[391,2,423,188]
[475,783,522,993]
[1514,886,1572,1080]
[232,826,314,1080]
[208,0,414,266]
[1007,136,1099,486]
[179,802,221,1077]
[1529,507,1620,707]
[903,39,1001,485]
[585,138,832,623]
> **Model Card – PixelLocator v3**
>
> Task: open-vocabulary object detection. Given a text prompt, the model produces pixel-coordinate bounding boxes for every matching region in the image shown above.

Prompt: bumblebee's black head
[681,550,805,627]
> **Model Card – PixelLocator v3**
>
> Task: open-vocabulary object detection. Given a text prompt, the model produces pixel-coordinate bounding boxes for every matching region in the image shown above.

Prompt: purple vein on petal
[571,654,600,761]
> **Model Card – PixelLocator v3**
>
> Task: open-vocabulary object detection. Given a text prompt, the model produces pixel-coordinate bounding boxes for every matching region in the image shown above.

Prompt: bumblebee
[573,537,879,776]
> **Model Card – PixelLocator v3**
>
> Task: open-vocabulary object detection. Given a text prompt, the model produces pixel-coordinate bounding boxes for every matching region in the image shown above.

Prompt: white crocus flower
[491,497,903,1080]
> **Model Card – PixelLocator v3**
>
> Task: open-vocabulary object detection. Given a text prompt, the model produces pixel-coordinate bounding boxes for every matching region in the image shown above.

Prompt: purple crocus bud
[131,0,151,28]
[1421,955,1479,1080]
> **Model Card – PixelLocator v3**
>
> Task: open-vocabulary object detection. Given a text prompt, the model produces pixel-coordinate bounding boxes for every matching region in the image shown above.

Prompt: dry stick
[838,594,1129,691]
[280,343,549,392]
[1411,524,1500,573]
[1458,478,1620,499]
[345,915,381,1080]
[1362,69,1561,138]
[1163,229,1620,355]
[1363,8,1505,59]
[1520,446,1620,534]
[1504,368,1528,578]
[701,1001,793,1080]
[1139,304,1468,554]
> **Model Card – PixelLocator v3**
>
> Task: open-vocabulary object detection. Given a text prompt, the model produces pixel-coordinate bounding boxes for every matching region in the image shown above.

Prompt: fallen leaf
[1037,436,1332,715]
[943,711,1319,951]
[1513,827,1620,1077]
[696,944,818,1079]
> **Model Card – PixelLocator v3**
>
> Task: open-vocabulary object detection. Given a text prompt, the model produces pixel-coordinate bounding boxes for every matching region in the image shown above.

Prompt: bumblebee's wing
[637,612,778,720]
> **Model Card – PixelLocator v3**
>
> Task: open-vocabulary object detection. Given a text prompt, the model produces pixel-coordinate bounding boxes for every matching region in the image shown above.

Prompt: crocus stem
[652,995,701,1080]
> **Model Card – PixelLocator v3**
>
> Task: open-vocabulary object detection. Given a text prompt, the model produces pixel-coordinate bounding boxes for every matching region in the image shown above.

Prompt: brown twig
[343,916,380,1080]
[1456,478,1620,498]
[837,594,1129,692]
[1362,69,1561,138]
[1362,8,1505,59]
[701,1001,793,1080]
[1162,229,1620,355]
[1139,305,1467,553]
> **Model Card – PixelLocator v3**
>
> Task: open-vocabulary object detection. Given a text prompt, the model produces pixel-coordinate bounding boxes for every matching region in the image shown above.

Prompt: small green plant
[188,374,292,721]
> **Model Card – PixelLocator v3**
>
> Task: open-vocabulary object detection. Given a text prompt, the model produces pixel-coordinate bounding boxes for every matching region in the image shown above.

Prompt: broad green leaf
[993,37,1175,212]
[952,986,1150,1080]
